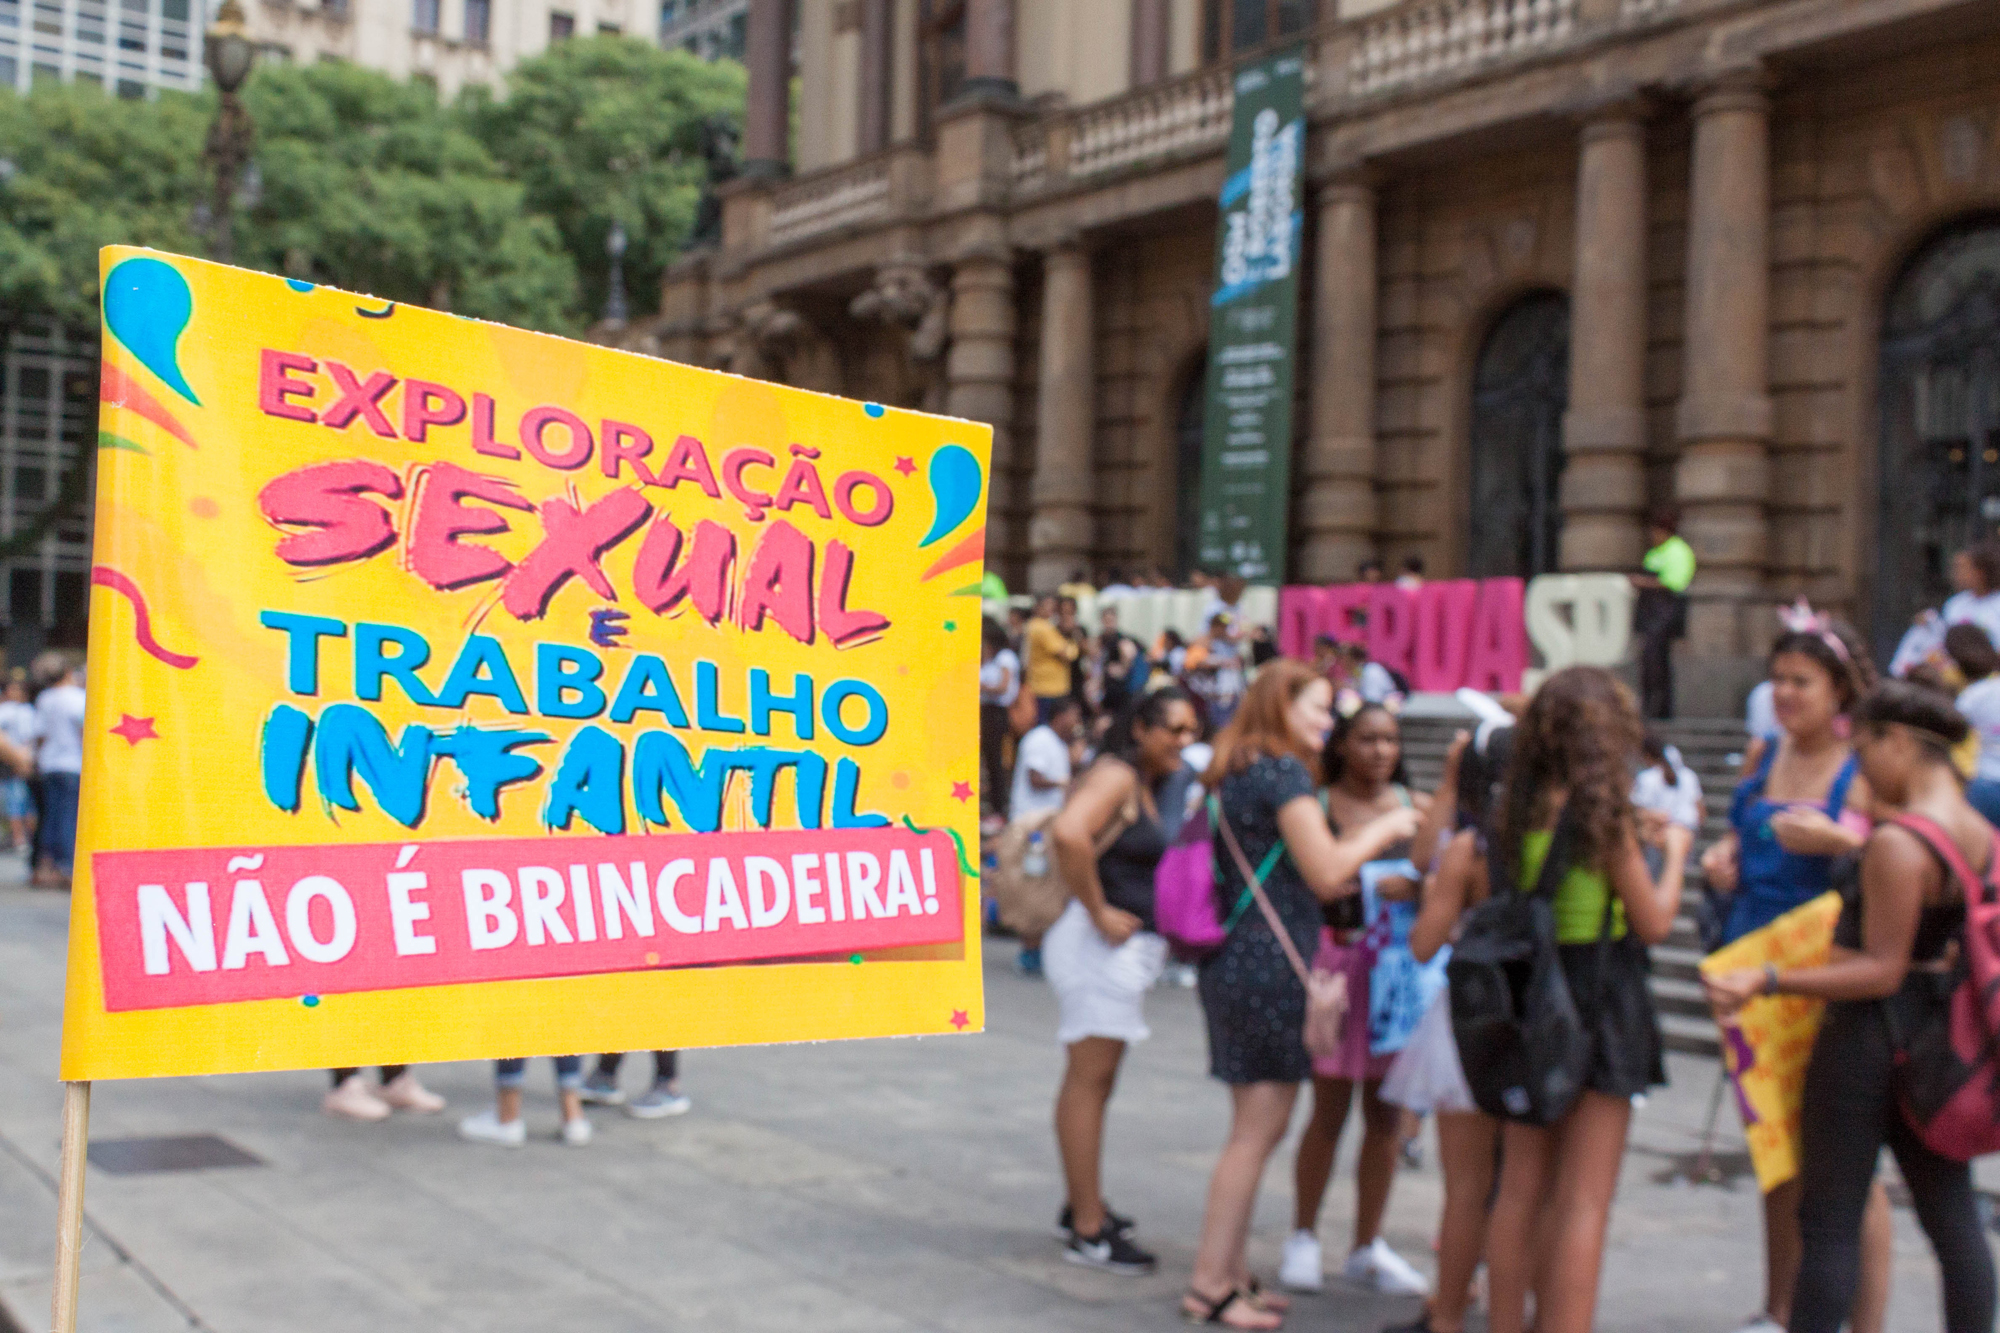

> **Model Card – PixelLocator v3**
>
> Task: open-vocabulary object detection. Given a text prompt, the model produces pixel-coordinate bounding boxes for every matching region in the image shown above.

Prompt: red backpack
[1887,812,2000,1162]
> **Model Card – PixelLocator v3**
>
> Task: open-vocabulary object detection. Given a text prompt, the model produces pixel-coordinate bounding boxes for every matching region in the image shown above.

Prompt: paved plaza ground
[0,877,1981,1333]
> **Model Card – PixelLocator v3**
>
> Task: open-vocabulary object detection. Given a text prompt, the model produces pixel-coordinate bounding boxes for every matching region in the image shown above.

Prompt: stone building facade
[633,0,2000,699]
[242,0,745,97]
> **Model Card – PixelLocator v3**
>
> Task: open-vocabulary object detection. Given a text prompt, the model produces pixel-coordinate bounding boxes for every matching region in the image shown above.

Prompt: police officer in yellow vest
[1632,505,1697,720]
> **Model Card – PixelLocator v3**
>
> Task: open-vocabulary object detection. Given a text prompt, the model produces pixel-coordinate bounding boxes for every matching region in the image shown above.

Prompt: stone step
[1662,1008,1722,1058]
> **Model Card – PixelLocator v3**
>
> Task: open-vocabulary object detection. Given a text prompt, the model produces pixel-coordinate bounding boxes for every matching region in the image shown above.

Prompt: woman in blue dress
[1699,613,1889,1333]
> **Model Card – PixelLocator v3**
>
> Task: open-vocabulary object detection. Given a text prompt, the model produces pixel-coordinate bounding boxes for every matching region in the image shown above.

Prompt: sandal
[1183,1287,1283,1329]
[1240,1277,1290,1313]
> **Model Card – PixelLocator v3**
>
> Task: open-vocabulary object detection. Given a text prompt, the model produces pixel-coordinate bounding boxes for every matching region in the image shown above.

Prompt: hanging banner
[1699,891,1843,1192]
[1196,46,1305,583]
[63,248,991,1080]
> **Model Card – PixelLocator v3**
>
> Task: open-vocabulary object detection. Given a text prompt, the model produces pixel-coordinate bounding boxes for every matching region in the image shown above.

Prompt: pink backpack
[1888,812,2000,1162]
[1155,796,1283,961]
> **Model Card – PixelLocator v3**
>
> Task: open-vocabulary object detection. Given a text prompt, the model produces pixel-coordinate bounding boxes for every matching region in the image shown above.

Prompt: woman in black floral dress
[1182,660,1423,1329]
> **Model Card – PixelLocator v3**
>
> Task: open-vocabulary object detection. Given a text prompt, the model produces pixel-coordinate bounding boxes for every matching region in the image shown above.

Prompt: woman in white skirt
[1378,817,1503,1333]
[1045,686,1201,1275]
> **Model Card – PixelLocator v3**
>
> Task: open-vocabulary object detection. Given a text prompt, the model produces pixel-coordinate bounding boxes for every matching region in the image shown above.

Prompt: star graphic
[950,780,973,802]
[949,1009,970,1031]
[893,455,917,477]
[109,714,158,746]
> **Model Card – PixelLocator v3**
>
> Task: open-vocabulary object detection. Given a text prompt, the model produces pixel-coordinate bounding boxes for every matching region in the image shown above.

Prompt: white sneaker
[322,1077,391,1122]
[1279,1229,1324,1292]
[457,1109,526,1147]
[378,1072,445,1114]
[1344,1237,1430,1296]
[1730,1317,1785,1333]
[560,1115,593,1146]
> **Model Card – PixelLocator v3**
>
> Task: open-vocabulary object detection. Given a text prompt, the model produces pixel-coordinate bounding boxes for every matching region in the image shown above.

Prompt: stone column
[1675,69,1772,654]
[1561,102,1650,572]
[1131,0,1169,86]
[741,0,794,178]
[1029,241,1094,591]
[947,251,1018,571]
[857,0,892,156]
[1298,173,1378,584]
[964,0,1016,98]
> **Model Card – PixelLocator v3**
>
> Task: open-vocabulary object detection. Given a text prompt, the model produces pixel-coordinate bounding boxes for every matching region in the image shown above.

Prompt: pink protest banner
[94,826,963,1012]
[1277,577,1527,692]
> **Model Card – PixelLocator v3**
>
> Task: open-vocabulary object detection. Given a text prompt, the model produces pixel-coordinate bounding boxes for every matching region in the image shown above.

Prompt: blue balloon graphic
[103,257,199,406]
[921,444,982,547]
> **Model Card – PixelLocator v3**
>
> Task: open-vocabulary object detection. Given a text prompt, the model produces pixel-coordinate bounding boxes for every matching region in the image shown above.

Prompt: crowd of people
[4,651,91,891]
[988,547,2000,1333]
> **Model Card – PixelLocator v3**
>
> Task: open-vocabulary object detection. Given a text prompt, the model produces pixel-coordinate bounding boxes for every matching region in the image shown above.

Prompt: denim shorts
[2,778,31,821]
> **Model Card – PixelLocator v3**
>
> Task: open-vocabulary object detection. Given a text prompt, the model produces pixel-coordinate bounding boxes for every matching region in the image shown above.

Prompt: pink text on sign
[93,826,965,1012]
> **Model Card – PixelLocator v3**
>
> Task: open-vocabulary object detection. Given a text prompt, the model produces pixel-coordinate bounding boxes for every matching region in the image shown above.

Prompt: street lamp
[202,0,257,263]
[602,219,630,326]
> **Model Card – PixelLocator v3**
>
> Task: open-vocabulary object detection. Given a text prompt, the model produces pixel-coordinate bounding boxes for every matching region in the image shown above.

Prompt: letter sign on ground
[69,250,992,1079]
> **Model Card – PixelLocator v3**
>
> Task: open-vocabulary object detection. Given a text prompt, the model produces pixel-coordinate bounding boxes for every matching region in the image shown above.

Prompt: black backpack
[1448,809,1606,1126]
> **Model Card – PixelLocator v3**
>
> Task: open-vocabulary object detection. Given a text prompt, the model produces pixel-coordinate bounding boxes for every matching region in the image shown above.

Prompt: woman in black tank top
[1045,687,1200,1273]
[1708,681,1998,1333]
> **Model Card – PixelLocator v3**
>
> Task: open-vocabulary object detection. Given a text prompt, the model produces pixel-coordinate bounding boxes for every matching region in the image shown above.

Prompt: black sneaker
[1055,1202,1134,1241]
[1063,1224,1156,1274]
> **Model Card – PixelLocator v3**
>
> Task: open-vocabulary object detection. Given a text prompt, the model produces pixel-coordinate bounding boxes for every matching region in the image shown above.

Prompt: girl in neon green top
[1516,828,1626,943]
[1481,668,1689,1333]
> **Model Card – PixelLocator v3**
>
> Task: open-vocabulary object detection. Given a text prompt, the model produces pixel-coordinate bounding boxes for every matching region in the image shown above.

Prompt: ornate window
[1466,291,1570,579]
[1201,0,1313,63]
[1876,217,2000,654]
[916,0,966,142]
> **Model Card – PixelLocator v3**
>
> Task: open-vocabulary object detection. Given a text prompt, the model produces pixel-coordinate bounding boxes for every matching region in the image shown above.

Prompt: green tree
[240,61,578,332]
[0,83,208,327]
[468,35,744,326]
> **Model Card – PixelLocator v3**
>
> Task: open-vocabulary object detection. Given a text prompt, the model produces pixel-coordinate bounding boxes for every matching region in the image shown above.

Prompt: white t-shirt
[980,648,1021,707]
[35,682,84,775]
[1632,750,1705,829]
[1010,724,1071,821]
[1744,680,1778,741]
[1358,661,1400,703]
[0,700,40,755]
[1892,591,2000,677]
[1959,676,2000,782]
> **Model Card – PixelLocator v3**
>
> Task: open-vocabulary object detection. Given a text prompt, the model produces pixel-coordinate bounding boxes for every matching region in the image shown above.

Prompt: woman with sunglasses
[1044,686,1202,1273]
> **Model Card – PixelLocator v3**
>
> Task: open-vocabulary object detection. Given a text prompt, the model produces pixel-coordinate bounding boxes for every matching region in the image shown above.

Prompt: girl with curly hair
[1483,667,1689,1333]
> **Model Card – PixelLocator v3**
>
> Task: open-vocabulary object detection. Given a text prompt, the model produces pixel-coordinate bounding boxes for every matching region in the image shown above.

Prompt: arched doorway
[1876,216,2000,656]
[1173,360,1206,578]
[1467,291,1570,580]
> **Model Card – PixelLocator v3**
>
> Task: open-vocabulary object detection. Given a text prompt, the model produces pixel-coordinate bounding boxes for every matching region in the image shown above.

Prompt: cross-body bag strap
[1210,794,1283,933]
[1216,800,1316,990]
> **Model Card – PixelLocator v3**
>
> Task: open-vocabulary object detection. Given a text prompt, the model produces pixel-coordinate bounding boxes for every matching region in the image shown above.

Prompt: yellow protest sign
[1698,890,1843,1192]
[63,248,991,1080]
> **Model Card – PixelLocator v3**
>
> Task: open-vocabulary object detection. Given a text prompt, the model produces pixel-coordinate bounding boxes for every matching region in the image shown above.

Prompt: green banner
[1196,47,1305,584]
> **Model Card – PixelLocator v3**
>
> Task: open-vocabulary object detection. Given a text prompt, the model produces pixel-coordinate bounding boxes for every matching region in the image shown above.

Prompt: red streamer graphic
[90,566,199,669]
[100,363,198,450]
[919,526,984,582]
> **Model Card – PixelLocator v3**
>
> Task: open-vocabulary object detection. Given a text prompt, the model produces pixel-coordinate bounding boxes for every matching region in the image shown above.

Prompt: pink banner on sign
[94,827,965,1012]
[1277,576,1527,694]
[1413,580,1480,692]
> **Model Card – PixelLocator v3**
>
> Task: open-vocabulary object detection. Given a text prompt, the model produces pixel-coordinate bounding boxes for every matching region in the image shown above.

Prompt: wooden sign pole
[50,1081,89,1333]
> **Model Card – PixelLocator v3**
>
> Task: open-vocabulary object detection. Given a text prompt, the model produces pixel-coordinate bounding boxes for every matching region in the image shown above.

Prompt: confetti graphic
[102,256,200,405]
[920,444,982,547]
[90,566,199,669]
